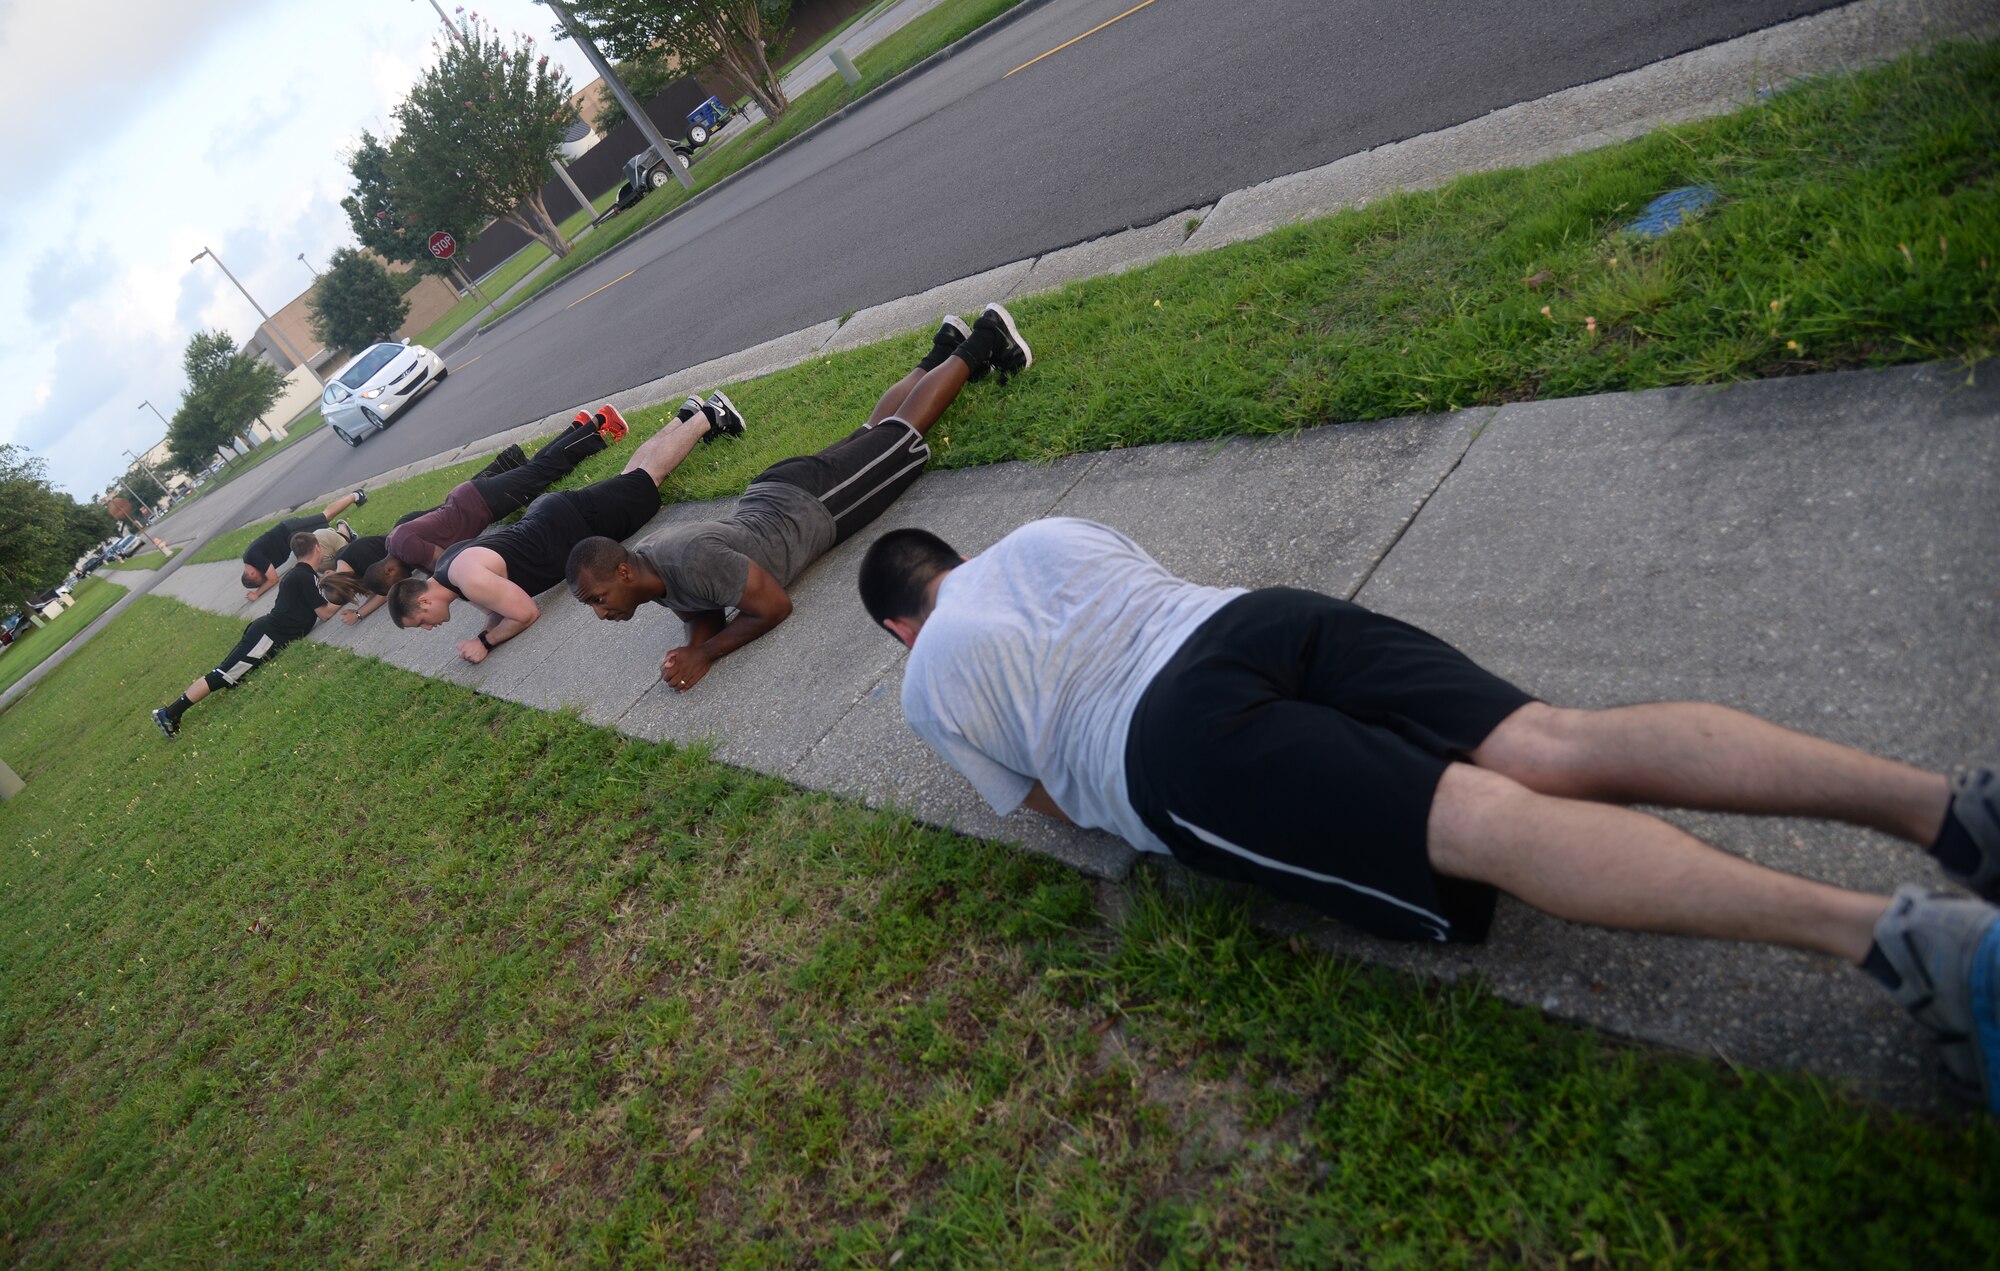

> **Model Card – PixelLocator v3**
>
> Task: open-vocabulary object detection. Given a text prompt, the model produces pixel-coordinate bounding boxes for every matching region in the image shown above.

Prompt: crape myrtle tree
[572,0,794,122]
[307,248,412,353]
[165,331,287,474]
[340,131,470,280]
[390,15,579,261]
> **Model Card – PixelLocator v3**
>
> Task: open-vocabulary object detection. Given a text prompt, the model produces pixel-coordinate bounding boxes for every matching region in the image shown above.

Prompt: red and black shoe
[595,403,629,442]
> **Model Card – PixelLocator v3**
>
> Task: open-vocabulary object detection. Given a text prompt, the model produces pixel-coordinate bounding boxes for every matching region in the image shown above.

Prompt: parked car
[320,339,447,447]
[106,534,144,560]
[612,97,738,209]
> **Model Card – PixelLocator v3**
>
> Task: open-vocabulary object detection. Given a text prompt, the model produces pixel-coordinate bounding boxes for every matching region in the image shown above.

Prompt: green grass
[98,550,165,572]
[410,188,626,348]
[0,576,125,696]
[0,596,1993,1265]
[203,37,2000,567]
[476,0,1030,325]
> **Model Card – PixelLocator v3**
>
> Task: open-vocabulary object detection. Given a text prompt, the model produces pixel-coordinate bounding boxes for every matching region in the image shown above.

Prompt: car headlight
[360,388,383,399]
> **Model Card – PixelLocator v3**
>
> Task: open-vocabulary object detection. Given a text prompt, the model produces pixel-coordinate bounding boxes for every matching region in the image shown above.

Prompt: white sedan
[320,340,447,446]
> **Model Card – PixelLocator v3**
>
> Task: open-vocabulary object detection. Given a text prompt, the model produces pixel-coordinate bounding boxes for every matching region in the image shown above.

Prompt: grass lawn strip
[199,41,2000,568]
[0,576,127,697]
[0,596,1992,1265]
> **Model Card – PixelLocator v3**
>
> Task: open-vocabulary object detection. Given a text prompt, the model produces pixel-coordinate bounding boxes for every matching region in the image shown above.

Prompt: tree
[390,16,578,261]
[0,446,110,606]
[118,463,167,508]
[307,248,412,353]
[340,131,469,279]
[572,0,793,122]
[166,331,286,474]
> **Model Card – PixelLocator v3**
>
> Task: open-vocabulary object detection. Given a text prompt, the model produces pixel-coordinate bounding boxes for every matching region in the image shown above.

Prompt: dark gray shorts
[752,420,930,544]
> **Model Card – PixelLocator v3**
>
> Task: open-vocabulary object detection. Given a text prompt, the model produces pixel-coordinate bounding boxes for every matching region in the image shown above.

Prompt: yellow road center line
[566,270,636,310]
[450,354,481,373]
[1005,0,1157,78]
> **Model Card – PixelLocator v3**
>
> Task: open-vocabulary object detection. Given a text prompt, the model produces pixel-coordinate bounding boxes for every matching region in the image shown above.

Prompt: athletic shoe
[352,489,367,506]
[920,314,971,371]
[1872,884,2000,1111]
[151,708,178,740]
[595,403,629,443]
[975,303,1032,382]
[1944,766,2000,901]
[700,390,747,443]
[572,409,596,430]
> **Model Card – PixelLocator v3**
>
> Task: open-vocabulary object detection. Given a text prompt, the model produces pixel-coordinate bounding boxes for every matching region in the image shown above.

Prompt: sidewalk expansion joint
[1342,414,1488,601]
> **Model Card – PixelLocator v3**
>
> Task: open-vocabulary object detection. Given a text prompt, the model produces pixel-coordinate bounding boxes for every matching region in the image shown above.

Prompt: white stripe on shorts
[816,420,928,512]
[1167,810,1451,941]
[219,632,277,685]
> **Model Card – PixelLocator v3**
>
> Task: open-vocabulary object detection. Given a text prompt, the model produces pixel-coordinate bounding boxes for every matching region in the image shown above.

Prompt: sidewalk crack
[1344,412,1495,600]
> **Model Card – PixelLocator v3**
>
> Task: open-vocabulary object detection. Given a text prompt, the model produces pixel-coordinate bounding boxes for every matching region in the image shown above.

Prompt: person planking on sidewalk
[320,410,626,622]
[386,394,745,662]
[315,444,529,623]
[153,536,343,738]
[857,517,2000,1112]
[565,304,1032,693]
[239,488,369,603]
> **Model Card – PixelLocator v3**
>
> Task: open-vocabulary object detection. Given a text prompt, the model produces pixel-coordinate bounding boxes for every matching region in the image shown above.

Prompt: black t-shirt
[243,513,322,572]
[337,535,390,575]
[265,563,326,641]
[434,497,588,601]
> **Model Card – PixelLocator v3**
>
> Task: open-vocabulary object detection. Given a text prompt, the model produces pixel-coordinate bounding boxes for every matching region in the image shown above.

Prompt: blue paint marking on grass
[1623,186,1719,237]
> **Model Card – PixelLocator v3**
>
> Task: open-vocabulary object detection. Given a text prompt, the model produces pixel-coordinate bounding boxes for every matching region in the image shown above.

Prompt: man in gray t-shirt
[565,303,1032,692]
[859,518,2000,1114]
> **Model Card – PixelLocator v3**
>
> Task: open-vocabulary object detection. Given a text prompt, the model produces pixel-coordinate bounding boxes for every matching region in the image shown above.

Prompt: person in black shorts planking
[563,304,1032,693]
[239,488,370,603]
[857,516,2000,1114]
[153,536,344,737]
[386,394,745,661]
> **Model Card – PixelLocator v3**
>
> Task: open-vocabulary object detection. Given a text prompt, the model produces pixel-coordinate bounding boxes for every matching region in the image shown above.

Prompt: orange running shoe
[572,409,596,429]
[595,403,629,442]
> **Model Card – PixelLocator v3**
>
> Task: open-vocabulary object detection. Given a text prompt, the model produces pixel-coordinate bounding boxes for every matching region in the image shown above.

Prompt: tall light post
[190,246,324,387]
[534,0,692,191]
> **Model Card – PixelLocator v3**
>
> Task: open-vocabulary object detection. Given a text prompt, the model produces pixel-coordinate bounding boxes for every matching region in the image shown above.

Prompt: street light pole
[190,246,324,387]
[536,0,692,191]
[123,441,168,493]
[298,252,322,281]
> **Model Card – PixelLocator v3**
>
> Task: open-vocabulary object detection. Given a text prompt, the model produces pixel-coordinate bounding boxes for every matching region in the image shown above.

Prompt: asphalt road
[182,0,1846,528]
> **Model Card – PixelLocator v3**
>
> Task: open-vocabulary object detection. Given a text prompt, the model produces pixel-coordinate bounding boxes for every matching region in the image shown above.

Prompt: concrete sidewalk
[149,358,1999,1111]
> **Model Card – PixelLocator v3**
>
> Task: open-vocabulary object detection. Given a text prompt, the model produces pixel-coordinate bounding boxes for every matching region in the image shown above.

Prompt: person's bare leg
[1428,762,1889,962]
[865,369,926,427]
[181,679,211,706]
[622,413,712,483]
[1473,702,1951,846]
[885,358,972,439]
[322,491,359,520]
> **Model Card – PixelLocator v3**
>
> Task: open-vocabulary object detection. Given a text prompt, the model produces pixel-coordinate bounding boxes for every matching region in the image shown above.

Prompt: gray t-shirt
[630,480,837,613]
[900,518,1243,854]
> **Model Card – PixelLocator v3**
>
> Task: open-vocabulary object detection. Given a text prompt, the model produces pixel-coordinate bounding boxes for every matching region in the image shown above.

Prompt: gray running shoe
[1944,766,2000,901]
[151,708,178,740]
[1871,883,2000,1111]
[700,390,746,442]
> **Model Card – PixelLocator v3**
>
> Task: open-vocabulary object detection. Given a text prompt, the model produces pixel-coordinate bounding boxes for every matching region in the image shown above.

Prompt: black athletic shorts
[201,618,296,693]
[441,469,661,598]
[752,419,930,544]
[1123,588,1535,944]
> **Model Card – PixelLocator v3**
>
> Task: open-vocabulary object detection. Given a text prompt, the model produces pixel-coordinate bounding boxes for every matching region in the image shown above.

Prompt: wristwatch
[476,631,494,651]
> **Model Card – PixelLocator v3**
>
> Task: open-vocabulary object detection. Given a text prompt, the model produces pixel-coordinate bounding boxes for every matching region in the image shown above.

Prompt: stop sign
[428,231,458,260]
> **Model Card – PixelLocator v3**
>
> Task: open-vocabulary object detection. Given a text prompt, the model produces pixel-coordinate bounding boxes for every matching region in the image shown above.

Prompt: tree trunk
[506,191,570,259]
[710,9,789,119]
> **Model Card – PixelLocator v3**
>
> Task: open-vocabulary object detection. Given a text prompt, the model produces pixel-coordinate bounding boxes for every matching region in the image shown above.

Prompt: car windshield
[338,345,402,388]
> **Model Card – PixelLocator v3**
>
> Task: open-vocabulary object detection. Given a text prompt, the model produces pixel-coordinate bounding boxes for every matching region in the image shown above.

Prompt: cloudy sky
[0,0,602,499]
